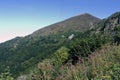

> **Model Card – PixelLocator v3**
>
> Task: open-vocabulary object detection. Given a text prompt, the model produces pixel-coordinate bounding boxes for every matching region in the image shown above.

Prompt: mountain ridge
[31,13,100,37]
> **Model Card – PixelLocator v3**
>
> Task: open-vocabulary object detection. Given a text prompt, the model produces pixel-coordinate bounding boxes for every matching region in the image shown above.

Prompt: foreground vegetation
[27,44,120,80]
[1,44,120,80]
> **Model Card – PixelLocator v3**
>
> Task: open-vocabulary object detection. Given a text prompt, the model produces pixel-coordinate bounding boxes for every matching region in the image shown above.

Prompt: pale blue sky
[0,0,120,43]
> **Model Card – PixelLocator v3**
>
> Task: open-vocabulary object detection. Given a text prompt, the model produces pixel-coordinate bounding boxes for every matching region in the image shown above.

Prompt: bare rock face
[96,12,120,34]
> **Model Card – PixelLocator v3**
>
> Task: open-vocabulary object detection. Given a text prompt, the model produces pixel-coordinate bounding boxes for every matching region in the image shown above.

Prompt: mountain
[0,13,100,77]
[31,13,100,37]
[1,12,120,79]
[18,11,120,80]
[26,12,120,80]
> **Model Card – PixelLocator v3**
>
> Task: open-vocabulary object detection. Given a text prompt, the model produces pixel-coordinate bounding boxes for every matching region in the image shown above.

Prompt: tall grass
[56,44,120,80]
[30,44,120,80]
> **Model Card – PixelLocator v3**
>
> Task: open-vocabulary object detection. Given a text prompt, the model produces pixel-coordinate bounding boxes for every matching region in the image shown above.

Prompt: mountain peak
[76,13,98,17]
[71,13,99,20]
[31,13,100,37]
[78,13,92,16]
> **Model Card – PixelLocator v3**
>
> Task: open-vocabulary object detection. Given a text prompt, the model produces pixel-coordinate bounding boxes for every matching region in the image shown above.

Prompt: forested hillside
[0,12,120,80]
[0,13,100,78]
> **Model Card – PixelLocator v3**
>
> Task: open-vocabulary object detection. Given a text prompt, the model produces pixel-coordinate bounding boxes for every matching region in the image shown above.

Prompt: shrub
[54,47,69,65]
[0,67,14,80]
[69,34,112,64]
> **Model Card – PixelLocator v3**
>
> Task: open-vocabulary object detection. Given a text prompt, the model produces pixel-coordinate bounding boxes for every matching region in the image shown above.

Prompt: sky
[0,0,120,43]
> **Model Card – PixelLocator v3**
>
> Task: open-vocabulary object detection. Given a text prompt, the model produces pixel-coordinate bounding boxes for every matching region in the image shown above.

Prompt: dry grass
[30,44,120,80]
[56,44,120,80]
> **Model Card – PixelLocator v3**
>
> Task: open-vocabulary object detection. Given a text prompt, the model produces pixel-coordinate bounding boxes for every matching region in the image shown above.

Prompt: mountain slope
[25,12,120,80]
[0,13,100,77]
[31,13,100,37]
[0,12,120,79]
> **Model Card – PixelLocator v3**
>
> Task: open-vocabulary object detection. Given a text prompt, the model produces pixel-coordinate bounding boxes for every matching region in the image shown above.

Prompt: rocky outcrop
[96,12,120,34]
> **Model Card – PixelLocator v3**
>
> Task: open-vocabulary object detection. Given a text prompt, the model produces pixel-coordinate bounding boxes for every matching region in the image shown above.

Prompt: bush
[0,67,14,80]
[53,47,69,65]
[69,34,111,64]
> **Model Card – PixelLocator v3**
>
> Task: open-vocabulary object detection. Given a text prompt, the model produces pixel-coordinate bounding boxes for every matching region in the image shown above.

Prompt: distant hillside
[31,13,100,37]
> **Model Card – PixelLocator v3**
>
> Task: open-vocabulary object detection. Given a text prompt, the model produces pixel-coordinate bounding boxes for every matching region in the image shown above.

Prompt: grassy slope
[31,13,100,37]
[30,44,120,80]
[57,44,120,80]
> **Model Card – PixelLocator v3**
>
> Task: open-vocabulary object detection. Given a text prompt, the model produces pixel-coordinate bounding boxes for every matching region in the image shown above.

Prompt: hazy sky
[0,0,120,43]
